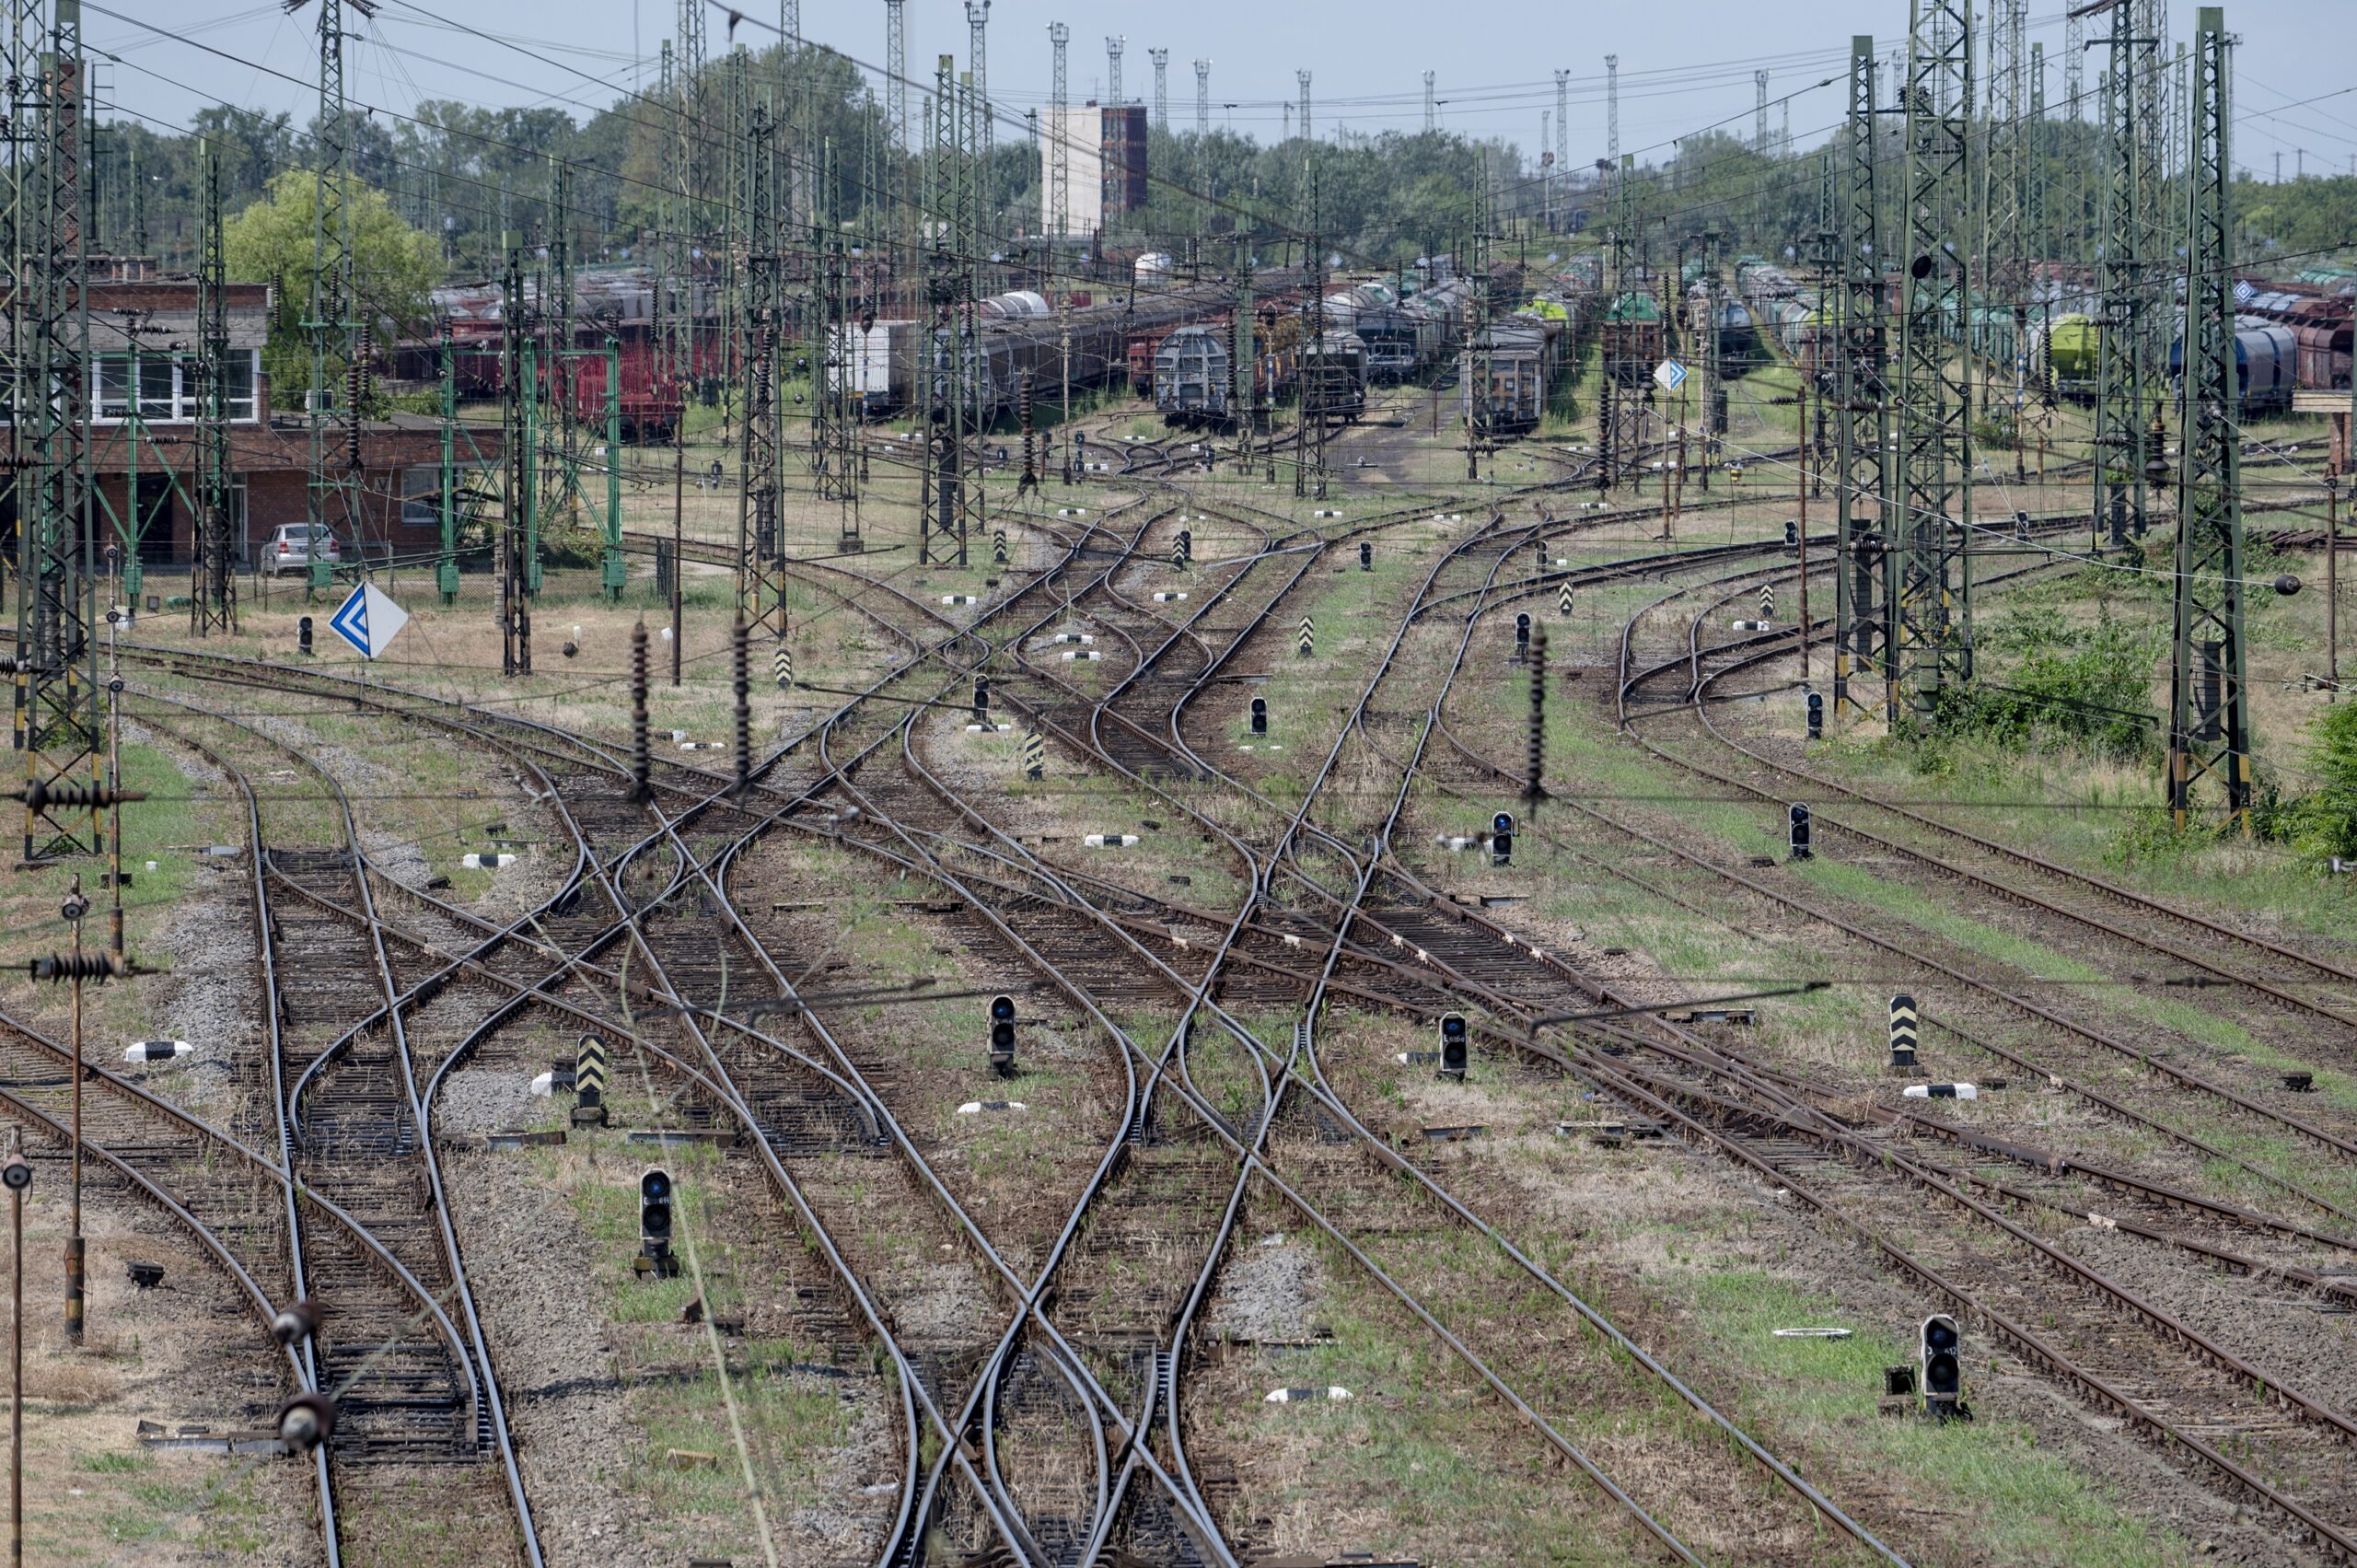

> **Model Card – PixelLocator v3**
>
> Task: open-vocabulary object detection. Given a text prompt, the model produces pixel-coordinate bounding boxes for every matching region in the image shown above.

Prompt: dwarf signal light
[1490,811,1515,867]
[989,994,1017,1076]
[1921,1313,1966,1420]
[637,1167,679,1277]
[1788,802,1813,861]
[1438,1013,1469,1079]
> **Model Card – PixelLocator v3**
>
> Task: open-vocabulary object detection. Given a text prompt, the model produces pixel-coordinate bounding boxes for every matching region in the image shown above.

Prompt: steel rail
[897,502,1898,1562]
[140,696,547,1566]
[1403,564,2357,1562]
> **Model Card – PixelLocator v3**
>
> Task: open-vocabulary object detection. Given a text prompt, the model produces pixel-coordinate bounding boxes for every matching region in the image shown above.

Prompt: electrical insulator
[27,953,125,983]
[18,781,144,811]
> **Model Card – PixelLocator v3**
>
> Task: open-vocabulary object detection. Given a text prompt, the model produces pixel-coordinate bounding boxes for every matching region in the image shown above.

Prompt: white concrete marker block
[124,1040,193,1065]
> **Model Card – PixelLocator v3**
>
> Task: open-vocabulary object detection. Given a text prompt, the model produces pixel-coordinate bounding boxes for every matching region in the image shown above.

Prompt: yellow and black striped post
[1559,579,1574,616]
[573,1033,610,1127]
[993,527,1008,567]
[1759,583,1775,622]
[774,639,794,691]
[1888,993,1920,1074]
[1297,615,1315,658]
[1021,730,1046,781]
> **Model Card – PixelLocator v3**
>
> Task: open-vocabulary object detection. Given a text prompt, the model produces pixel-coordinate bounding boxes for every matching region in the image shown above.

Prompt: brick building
[20,259,497,571]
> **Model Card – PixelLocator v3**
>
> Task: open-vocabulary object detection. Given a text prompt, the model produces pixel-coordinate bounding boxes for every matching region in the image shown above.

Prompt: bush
[1924,608,2160,760]
[2293,701,2357,862]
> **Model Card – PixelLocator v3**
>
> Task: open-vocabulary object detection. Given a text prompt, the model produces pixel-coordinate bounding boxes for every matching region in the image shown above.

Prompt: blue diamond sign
[327,582,411,660]
[2234,278,2255,305]
[1653,359,1689,393]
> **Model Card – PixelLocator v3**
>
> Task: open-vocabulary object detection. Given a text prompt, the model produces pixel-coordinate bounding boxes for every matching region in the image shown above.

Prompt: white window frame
[87,350,261,425]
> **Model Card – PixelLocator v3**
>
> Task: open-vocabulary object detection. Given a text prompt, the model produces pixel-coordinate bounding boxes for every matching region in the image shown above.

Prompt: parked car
[261,524,341,577]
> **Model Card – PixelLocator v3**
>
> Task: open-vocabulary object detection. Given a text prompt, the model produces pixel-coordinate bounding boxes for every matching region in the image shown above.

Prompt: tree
[224,169,439,412]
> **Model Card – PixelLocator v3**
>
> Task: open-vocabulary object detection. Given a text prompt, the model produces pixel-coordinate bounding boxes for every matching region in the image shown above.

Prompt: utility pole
[542,156,584,527]
[1424,72,1436,135]
[966,1,990,169]
[1606,54,1620,168]
[17,0,101,861]
[2096,0,2149,553]
[1835,37,1888,723]
[1195,59,1210,139]
[2167,6,2250,830]
[1983,0,2026,482]
[1106,34,1124,106]
[301,0,372,594]
[1554,70,1570,214]
[498,242,536,677]
[884,0,906,150]
[738,101,786,639]
[1048,23,1069,240]
[1694,228,1719,491]
[1893,0,1975,723]
[435,321,458,603]
[192,135,237,636]
[1301,172,1329,499]
[1151,46,1167,130]
[1468,167,1492,485]
[660,40,696,401]
[1297,70,1312,145]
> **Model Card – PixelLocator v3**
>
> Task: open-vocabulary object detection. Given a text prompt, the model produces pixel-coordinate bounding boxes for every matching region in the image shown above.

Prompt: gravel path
[441,1141,670,1568]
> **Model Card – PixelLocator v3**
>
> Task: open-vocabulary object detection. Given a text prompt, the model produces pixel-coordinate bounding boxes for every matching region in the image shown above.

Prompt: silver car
[261,524,342,577]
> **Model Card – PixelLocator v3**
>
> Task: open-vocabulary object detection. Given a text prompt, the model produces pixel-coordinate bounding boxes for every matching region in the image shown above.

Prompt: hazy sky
[86,1,2357,183]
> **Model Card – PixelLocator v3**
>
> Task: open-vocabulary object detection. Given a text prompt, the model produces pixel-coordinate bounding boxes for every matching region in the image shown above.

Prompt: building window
[401,465,439,530]
[139,357,174,421]
[94,355,132,420]
[217,354,258,422]
[87,352,261,424]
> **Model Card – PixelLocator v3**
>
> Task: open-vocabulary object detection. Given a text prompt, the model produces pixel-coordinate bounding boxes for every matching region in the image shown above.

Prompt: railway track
[1381,527,2357,1563]
[78,431,2046,1565]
